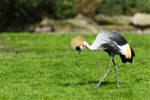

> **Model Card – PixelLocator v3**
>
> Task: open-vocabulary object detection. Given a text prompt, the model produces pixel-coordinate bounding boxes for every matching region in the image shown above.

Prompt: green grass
[0,33,150,100]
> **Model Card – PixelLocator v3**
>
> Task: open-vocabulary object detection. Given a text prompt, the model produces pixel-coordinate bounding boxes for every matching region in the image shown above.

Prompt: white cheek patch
[80,45,84,50]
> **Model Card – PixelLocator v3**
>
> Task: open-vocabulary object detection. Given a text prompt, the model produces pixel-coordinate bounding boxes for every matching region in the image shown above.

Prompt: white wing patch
[119,44,131,59]
[114,41,131,59]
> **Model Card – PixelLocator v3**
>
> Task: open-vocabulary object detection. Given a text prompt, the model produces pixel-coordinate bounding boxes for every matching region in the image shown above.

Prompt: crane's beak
[76,46,81,56]
[78,50,81,56]
[76,45,85,56]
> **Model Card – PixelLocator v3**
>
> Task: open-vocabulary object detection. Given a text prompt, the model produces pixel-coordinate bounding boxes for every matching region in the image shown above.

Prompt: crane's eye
[76,46,81,51]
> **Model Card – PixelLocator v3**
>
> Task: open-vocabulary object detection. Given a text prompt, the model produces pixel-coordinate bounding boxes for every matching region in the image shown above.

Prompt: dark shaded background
[0,0,150,32]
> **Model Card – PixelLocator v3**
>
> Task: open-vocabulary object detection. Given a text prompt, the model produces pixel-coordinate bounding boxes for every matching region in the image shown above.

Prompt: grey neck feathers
[84,42,94,50]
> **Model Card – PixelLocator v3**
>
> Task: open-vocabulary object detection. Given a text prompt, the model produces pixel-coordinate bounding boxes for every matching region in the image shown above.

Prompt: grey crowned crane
[76,30,135,88]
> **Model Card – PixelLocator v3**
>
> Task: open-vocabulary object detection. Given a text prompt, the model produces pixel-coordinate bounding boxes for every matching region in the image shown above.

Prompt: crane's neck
[83,41,94,50]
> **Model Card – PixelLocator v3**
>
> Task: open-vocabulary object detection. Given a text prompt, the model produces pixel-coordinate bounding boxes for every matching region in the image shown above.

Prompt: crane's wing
[104,30,128,46]
[100,30,135,63]
[89,30,126,50]
[105,30,135,63]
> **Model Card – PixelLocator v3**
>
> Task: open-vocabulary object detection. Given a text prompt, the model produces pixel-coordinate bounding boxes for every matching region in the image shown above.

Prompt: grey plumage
[84,30,135,63]
[103,30,127,46]
[81,30,135,88]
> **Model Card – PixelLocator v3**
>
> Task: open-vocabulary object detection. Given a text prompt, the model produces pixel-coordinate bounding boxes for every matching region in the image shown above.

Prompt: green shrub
[0,0,76,28]
[73,0,101,17]
[1,0,150,30]
[98,0,150,15]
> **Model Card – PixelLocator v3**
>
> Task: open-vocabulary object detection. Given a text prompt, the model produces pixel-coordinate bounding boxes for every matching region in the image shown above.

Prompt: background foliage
[99,0,150,15]
[0,0,150,28]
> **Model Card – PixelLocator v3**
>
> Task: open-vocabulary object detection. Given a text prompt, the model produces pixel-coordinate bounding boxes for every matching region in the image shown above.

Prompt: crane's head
[71,36,86,56]
[76,45,85,55]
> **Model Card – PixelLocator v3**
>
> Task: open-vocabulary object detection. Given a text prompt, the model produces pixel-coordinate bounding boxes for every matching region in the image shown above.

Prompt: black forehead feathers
[76,46,81,51]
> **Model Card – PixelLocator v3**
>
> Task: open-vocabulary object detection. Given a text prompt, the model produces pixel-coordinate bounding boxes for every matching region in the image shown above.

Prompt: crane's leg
[112,59,119,88]
[95,55,114,88]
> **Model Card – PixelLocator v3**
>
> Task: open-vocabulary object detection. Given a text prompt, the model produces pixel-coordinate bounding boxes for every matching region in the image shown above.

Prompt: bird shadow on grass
[56,80,118,87]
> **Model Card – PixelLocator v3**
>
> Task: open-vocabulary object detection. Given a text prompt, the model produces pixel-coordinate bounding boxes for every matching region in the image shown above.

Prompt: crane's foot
[95,83,120,88]
[95,56,113,88]
[95,84,100,88]
[95,79,103,88]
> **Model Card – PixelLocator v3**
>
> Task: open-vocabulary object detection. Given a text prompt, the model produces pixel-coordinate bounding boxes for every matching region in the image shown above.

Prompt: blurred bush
[0,0,150,29]
[98,0,150,15]
[0,0,76,29]
[73,0,101,17]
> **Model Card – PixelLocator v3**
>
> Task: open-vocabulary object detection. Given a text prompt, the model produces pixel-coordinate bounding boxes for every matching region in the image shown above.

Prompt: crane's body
[78,30,135,88]
[83,30,135,63]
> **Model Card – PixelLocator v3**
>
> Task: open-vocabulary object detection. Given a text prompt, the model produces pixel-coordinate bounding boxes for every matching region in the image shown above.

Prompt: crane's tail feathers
[120,47,135,63]
[130,47,135,57]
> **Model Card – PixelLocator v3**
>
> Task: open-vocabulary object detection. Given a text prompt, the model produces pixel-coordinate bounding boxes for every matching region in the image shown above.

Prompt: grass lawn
[0,33,150,100]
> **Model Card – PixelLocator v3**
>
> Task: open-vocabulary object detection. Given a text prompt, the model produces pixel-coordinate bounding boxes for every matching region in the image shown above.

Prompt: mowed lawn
[0,33,150,100]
